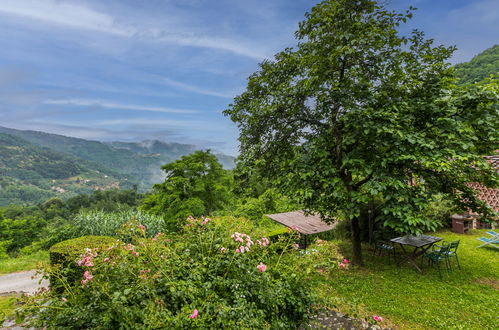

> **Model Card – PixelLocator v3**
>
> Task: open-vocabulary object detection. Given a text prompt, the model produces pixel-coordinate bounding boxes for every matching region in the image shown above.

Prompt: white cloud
[0,0,267,59]
[97,118,220,131]
[0,0,130,36]
[160,77,235,98]
[43,98,198,114]
[448,0,499,27]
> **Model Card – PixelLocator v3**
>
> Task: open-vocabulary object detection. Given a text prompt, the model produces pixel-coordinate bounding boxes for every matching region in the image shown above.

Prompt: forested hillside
[0,127,235,206]
[0,133,123,205]
[454,45,499,84]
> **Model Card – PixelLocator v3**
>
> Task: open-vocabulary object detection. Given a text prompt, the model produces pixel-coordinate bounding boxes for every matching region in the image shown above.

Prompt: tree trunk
[350,216,364,266]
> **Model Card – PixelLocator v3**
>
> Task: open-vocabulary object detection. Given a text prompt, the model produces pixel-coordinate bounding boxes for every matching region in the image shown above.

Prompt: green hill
[454,45,499,84]
[0,133,124,206]
[0,127,235,206]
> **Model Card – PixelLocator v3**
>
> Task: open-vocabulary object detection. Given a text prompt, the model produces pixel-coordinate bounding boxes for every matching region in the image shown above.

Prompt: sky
[0,0,497,156]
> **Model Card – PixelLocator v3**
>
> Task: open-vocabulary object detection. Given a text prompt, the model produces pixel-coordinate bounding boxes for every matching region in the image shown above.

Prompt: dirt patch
[473,277,499,290]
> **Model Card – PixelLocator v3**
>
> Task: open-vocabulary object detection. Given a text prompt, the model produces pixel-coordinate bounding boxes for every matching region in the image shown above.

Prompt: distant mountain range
[0,126,235,206]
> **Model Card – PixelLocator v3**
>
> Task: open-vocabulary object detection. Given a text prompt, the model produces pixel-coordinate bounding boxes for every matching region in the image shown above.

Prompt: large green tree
[141,150,233,228]
[224,0,499,264]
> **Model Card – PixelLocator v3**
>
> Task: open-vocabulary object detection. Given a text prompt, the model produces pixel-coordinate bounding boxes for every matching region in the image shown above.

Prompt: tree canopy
[224,0,499,264]
[141,150,232,228]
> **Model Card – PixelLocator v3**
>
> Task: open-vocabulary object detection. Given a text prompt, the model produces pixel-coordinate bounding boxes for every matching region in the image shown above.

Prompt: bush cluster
[21,216,315,329]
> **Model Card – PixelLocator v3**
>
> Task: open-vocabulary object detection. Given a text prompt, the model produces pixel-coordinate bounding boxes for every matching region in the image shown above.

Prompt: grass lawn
[0,251,49,275]
[314,229,499,329]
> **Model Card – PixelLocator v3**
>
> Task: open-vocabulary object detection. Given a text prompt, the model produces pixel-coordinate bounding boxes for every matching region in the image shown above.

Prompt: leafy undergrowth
[0,251,49,275]
[313,230,499,329]
[0,295,16,324]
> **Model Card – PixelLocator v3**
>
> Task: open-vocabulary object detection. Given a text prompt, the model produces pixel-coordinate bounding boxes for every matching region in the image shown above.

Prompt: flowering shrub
[20,216,314,328]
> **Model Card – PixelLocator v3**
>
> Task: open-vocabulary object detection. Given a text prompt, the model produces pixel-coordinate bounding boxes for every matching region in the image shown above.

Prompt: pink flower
[220,247,227,253]
[256,263,267,272]
[202,217,211,225]
[235,248,241,253]
[339,262,346,269]
[103,257,110,262]
[138,224,146,233]
[318,268,325,273]
[189,309,199,319]
[132,250,139,256]
[239,246,246,253]
[152,232,162,241]
[62,297,68,302]
[82,271,93,286]
[343,258,349,264]
[77,256,94,267]
[373,315,384,322]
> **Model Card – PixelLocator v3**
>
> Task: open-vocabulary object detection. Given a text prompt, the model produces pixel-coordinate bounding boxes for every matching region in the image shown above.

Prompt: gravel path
[0,271,48,296]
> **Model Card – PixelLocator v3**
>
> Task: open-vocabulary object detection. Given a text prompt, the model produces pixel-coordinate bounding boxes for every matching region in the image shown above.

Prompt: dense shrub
[49,236,117,290]
[21,217,315,329]
[0,212,47,255]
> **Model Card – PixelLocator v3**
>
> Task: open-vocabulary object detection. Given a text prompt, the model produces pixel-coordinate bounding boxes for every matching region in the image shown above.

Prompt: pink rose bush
[23,216,313,329]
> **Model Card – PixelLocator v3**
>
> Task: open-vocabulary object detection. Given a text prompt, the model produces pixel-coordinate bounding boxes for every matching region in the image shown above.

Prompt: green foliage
[455,45,499,85]
[68,209,167,238]
[141,151,233,228]
[22,217,314,329]
[232,189,298,220]
[0,296,16,324]
[0,211,47,255]
[224,0,499,263]
[49,236,117,289]
[0,189,145,254]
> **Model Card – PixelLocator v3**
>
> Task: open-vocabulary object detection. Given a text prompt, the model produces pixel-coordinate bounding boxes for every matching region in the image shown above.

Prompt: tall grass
[71,210,168,237]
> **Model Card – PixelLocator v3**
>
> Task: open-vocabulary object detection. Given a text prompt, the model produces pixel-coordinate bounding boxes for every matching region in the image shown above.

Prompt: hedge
[49,235,117,290]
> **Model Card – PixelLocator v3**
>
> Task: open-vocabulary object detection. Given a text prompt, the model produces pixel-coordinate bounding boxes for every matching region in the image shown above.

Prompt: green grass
[313,230,499,329]
[0,251,49,275]
[0,295,16,323]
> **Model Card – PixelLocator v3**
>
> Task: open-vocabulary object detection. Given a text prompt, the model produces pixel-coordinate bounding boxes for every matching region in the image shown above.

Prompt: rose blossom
[189,309,199,319]
[256,263,267,272]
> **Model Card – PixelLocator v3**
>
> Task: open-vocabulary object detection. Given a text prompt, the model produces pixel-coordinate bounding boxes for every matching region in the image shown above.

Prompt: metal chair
[442,240,461,271]
[374,240,396,264]
[423,244,451,279]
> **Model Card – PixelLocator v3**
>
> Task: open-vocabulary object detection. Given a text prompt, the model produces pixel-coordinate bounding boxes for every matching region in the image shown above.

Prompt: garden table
[390,235,442,273]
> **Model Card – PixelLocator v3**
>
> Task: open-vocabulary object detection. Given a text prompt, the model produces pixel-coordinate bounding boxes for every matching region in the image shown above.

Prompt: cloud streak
[160,77,235,98]
[0,0,267,59]
[43,98,198,114]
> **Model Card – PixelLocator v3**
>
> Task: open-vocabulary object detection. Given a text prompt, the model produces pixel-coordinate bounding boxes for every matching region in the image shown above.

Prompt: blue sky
[0,0,497,156]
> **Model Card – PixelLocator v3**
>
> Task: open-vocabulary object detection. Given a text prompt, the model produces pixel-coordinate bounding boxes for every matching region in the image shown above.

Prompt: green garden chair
[441,240,461,271]
[423,244,451,279]
[373,239,396,264]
